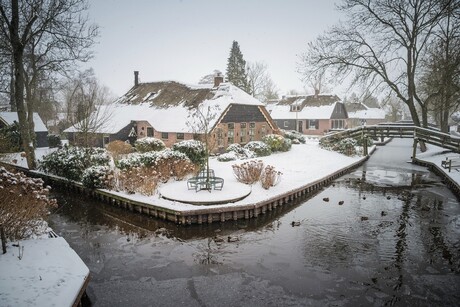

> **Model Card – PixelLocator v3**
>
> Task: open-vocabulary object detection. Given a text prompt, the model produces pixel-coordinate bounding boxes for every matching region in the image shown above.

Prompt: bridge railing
[321,124,460,153]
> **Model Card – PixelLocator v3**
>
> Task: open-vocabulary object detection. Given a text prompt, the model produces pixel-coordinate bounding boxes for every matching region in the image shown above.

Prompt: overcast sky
[86,0,342,98]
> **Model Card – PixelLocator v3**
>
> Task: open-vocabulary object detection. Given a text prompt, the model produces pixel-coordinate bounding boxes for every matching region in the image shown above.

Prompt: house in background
[0,112,49,147]
[65,72,278,151]
[269,91,348,135]
[346,102,387,128]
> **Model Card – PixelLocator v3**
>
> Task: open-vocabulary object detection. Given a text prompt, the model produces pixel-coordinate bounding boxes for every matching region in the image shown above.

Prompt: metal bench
[186,169,224,192]
[441,157,460,172]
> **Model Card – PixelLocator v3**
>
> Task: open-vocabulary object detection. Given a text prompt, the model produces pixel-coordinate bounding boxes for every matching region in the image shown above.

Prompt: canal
[49,139,460,306]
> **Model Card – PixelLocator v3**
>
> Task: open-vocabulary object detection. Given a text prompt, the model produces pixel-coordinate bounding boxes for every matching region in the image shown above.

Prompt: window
[240,123,247,143]
[283,121,289,128]
[161,132,169,139]
[261,125,267,137]
[147,127,154,137]
[176,133,184,140]
[217,128,224,147]
[103,136,110,146]
[228,123,234,144]
[309,120,317,130]
[290,105,301,112]
[249,122,255,141]
[331,119,345,129]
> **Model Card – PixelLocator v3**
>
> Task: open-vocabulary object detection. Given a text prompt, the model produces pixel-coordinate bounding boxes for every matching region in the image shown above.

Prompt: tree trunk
[11,0,36,169]
[1,225,6,254]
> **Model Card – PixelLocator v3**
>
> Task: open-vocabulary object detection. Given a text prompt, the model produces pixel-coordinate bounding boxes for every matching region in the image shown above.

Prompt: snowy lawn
[110,140,369,211]
[0,237,89,307]
[416,143,460,184]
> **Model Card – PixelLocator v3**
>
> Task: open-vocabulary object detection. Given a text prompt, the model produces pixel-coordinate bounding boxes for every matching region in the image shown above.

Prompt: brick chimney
[214,72,224,87]
[134,71,139,87]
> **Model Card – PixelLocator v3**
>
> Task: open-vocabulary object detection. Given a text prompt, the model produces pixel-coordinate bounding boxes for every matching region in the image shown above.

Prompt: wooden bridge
[321,124,460,154]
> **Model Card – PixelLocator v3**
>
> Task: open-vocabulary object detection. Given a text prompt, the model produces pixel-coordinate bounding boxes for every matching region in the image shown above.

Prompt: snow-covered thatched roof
[270,94,343,120]
[65,81,266,134]
[346,102,386,120]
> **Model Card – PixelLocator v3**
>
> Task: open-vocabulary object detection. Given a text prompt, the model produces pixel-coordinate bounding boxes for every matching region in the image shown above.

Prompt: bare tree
[0,0,98,169]
[419,0,460,132]
[65,69,113,148]
[298,0,455,129]
[187,103,220,189]
[247,61,279,102]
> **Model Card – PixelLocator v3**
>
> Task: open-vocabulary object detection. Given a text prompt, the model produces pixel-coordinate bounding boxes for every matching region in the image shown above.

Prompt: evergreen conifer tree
[226,41,250,93]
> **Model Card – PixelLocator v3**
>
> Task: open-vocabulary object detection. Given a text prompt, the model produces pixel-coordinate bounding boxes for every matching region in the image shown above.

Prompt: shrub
[116,149,195,182]
[262,134,292,152]
[244,141,271,157]
[336,138,358,156]
[226,143,255,159]
[134,137,166,153]
[0,122,22,153]
[106,140,134,161]
[232,160,264,184]
[356,135,373,147]
[116,166,159,196]
[0,167,57,242]
[39,146,110,181]
[172,140,206,165]
[47,134,62,148]
[82,165,114,189]
[283,130,306,144]
[217,152,237,162]
[260,165,282,189]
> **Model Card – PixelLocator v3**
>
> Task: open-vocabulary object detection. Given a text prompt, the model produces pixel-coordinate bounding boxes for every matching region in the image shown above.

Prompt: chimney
[314,88,320,98]
[213,72,224,87]
[134,71,139,87]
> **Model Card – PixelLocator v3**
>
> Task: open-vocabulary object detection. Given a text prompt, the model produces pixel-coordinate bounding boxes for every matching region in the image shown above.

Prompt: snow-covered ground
[0,237,89,307]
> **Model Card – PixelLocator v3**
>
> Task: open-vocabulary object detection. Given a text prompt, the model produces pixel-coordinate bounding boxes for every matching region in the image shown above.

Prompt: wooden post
[412,138,418,162]
[1,225,6,254]
[363,135,368,156]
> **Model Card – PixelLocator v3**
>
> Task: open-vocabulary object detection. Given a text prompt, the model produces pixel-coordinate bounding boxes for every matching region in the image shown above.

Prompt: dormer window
[290,105,301,112]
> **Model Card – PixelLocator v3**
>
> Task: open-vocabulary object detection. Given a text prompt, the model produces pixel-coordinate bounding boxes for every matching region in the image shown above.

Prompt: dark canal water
[49,139,460,306]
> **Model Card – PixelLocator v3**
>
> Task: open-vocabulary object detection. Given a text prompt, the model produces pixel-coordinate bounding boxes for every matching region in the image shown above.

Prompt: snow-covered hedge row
[172,140,206,165]
[116,149,190,169]
[39,146,110,181]
[134,137,166,153]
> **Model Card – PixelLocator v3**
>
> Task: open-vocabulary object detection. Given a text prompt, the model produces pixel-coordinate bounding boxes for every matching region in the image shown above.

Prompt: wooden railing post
[412,138,418,162]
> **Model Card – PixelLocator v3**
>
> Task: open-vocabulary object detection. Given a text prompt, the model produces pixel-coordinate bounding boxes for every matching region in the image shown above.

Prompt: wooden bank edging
[412,157,460,196]
[1,147,376,225]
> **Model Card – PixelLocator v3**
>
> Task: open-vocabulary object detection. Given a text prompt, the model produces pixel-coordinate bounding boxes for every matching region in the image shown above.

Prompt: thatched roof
[116,81,214,109]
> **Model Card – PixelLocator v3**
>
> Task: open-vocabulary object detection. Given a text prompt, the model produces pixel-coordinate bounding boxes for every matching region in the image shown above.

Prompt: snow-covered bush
[356,135,373,147]
[262,134,292,152]
[283,130,306,144]
[39,146,110,181]
[116,149,195,182]
[172,140,206,166]
[134,137,166,153]
[217,152,237,162]
[232,160,264,184]
[226,143,255,159]
[106,140,134,161]
[244,141,271,157]
[116,166,159,196]
[260,165,282,189]
[0,167,57,242]
[82,165,114,189]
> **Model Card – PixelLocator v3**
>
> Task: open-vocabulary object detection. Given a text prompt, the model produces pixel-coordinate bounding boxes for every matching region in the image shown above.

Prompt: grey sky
[86,0,342,97]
